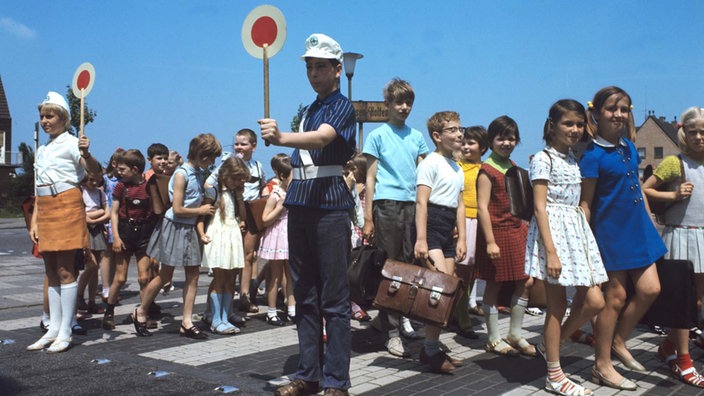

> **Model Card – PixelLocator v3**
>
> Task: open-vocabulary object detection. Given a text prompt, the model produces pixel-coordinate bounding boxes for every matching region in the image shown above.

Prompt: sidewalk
[0,244,701,394]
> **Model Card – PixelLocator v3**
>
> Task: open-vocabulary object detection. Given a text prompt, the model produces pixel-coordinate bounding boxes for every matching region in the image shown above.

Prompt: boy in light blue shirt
[362,78,428,357]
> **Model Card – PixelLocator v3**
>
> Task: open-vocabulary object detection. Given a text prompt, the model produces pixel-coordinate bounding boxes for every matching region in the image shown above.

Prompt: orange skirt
[36,188,88,252]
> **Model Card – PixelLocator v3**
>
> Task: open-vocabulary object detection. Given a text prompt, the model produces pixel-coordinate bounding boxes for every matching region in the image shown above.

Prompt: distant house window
[654,147,663,159]
[637,147,646,159]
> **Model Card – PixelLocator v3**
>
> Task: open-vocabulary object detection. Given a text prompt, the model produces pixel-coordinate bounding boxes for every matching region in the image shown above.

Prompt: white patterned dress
[524,147,608,286]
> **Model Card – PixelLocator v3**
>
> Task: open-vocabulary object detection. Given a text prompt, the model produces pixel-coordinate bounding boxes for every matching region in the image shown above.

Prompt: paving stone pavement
[1,218,703,395]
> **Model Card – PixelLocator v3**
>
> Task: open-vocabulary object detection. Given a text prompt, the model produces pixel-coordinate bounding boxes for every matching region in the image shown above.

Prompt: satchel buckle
[429,286,443,307]
[409,284,419,298]
[389,276,402,293]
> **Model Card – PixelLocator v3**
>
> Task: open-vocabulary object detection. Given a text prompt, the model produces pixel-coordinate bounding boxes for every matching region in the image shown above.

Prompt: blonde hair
[38,103,71,130]
[677,107,704,154]
[426,111,460,142]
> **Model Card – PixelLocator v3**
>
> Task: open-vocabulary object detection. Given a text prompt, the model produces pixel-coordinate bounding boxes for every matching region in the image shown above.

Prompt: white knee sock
[58,282,78,340]
[509,296,528,339]
[46,286,62,339]
[485,305,500,342]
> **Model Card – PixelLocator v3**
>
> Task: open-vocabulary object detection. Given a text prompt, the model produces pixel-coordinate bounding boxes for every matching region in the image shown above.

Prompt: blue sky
[2,1,703,175]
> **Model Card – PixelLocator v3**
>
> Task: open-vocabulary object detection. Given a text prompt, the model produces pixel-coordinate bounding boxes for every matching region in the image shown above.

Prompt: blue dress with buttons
[579,138,666,271]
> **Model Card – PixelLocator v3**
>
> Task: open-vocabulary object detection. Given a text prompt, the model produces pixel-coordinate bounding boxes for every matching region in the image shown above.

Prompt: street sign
[352,101,387,123]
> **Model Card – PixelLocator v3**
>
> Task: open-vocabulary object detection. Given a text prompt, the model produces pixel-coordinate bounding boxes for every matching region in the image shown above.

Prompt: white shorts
[457,218,477,265]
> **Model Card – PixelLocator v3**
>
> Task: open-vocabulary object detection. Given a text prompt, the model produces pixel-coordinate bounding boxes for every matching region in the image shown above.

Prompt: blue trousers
[288,208,351,390]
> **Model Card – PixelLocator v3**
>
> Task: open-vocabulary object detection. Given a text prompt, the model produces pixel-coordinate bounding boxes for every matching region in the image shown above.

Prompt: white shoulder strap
[298,108,314,166]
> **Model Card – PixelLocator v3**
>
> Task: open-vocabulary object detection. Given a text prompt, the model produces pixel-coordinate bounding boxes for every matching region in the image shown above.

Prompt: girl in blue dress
[579,86,666,391]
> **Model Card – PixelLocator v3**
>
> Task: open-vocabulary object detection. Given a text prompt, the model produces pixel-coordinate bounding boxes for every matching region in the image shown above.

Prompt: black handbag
[642,258,697,329]
[348,243,387,305]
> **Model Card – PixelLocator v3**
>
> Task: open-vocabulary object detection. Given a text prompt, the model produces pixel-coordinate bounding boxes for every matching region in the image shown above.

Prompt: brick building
[635,112,679,178]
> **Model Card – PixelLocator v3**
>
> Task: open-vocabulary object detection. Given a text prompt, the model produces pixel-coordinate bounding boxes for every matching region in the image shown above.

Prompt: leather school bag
[504,150,552,222]
[373,258,463,329]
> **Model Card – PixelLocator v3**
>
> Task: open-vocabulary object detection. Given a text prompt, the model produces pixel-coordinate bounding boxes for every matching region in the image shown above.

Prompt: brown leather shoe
[275,379,319,396]
[442,351,463,367]
[324,388,349,396]
[420,347,455,374]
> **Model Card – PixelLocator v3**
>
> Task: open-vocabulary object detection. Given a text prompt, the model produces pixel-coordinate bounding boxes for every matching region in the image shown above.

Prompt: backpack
[504,150,552,222]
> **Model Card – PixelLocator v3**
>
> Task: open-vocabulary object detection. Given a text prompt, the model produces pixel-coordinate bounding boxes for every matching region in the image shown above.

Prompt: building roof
[637,115,678,145]
[0,76,10,120]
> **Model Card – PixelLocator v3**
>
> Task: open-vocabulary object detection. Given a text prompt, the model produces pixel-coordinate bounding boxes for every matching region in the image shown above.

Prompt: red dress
[474,162,528,282]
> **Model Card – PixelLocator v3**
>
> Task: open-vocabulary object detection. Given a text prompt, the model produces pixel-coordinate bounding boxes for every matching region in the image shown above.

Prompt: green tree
[65,85,97,135]
[290,104,303,132]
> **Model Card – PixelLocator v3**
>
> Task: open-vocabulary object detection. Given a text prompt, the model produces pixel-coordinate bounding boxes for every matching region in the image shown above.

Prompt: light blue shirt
[363,123,429,202]
[165,163,205,225]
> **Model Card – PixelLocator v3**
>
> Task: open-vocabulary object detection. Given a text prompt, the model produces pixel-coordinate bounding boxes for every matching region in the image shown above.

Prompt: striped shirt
[285,89,356,210]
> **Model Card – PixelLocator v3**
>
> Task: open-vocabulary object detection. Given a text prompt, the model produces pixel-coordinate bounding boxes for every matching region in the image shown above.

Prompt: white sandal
[546,376,592,395]
[46,338,71,353]
[26,337,55,351]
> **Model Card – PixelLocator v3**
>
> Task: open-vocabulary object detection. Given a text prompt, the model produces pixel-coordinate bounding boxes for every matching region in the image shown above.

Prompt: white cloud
[0,17,37,39]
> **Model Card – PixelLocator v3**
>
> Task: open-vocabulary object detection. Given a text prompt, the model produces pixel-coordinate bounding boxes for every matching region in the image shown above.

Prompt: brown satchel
[244,197,268,234]
[372,258,464,329]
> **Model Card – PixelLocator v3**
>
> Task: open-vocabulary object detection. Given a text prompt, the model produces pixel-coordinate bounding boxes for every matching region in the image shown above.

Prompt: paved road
[0,217,700,395]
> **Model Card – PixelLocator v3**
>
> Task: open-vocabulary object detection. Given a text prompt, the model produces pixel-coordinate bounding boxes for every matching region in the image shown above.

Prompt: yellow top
[458,160,481,218]
[653,155,683,182]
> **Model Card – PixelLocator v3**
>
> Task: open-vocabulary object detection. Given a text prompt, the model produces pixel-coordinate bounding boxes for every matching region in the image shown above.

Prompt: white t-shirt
[416,151,464,208]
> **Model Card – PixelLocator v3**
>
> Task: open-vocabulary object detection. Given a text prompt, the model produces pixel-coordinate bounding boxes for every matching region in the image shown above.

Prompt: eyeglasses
[441,126,464,134]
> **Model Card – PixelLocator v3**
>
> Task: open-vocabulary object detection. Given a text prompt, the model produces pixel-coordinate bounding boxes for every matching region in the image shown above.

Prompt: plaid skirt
[147,217,201,267]
[36,188,89,252]
[474,222,529,282]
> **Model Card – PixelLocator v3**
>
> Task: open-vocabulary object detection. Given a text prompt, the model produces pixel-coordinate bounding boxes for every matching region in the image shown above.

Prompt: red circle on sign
[77,70,91,90]
[251,16,277,47]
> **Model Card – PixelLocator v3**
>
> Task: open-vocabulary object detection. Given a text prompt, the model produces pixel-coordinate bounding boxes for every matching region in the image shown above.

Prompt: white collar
[593,135,627,148]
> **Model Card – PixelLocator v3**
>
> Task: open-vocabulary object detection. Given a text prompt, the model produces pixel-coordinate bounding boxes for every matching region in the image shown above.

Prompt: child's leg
[240,230,259,307]
[284,260,296,318]
[219,269,240,333]
[543,283,567,362]
[77,249,98,307]
[453,264,473,331]
[99,247,114,301]
[135,250,153,294]
[210,269,224,329]
[135,265,174,322]
[594,271,629,380]
[694,274,704,324]
[266,260,285,324]
[505,277,536,356]
[88,250,102,306]
[107,252,130,306]
[612,264,660,360]
[181,266,201,329]
[560,285,604,343]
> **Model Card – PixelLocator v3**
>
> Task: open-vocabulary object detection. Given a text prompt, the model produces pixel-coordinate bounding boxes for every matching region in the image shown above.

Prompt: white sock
[486,305,500,342]
[46,286,61,339]
[102,287,110,299]
[287,305,296,317]
[41,311,50,324]
[468,280,478,307]
[58,282,78,340]
[509,296,528,339]
[268,307,277,318]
